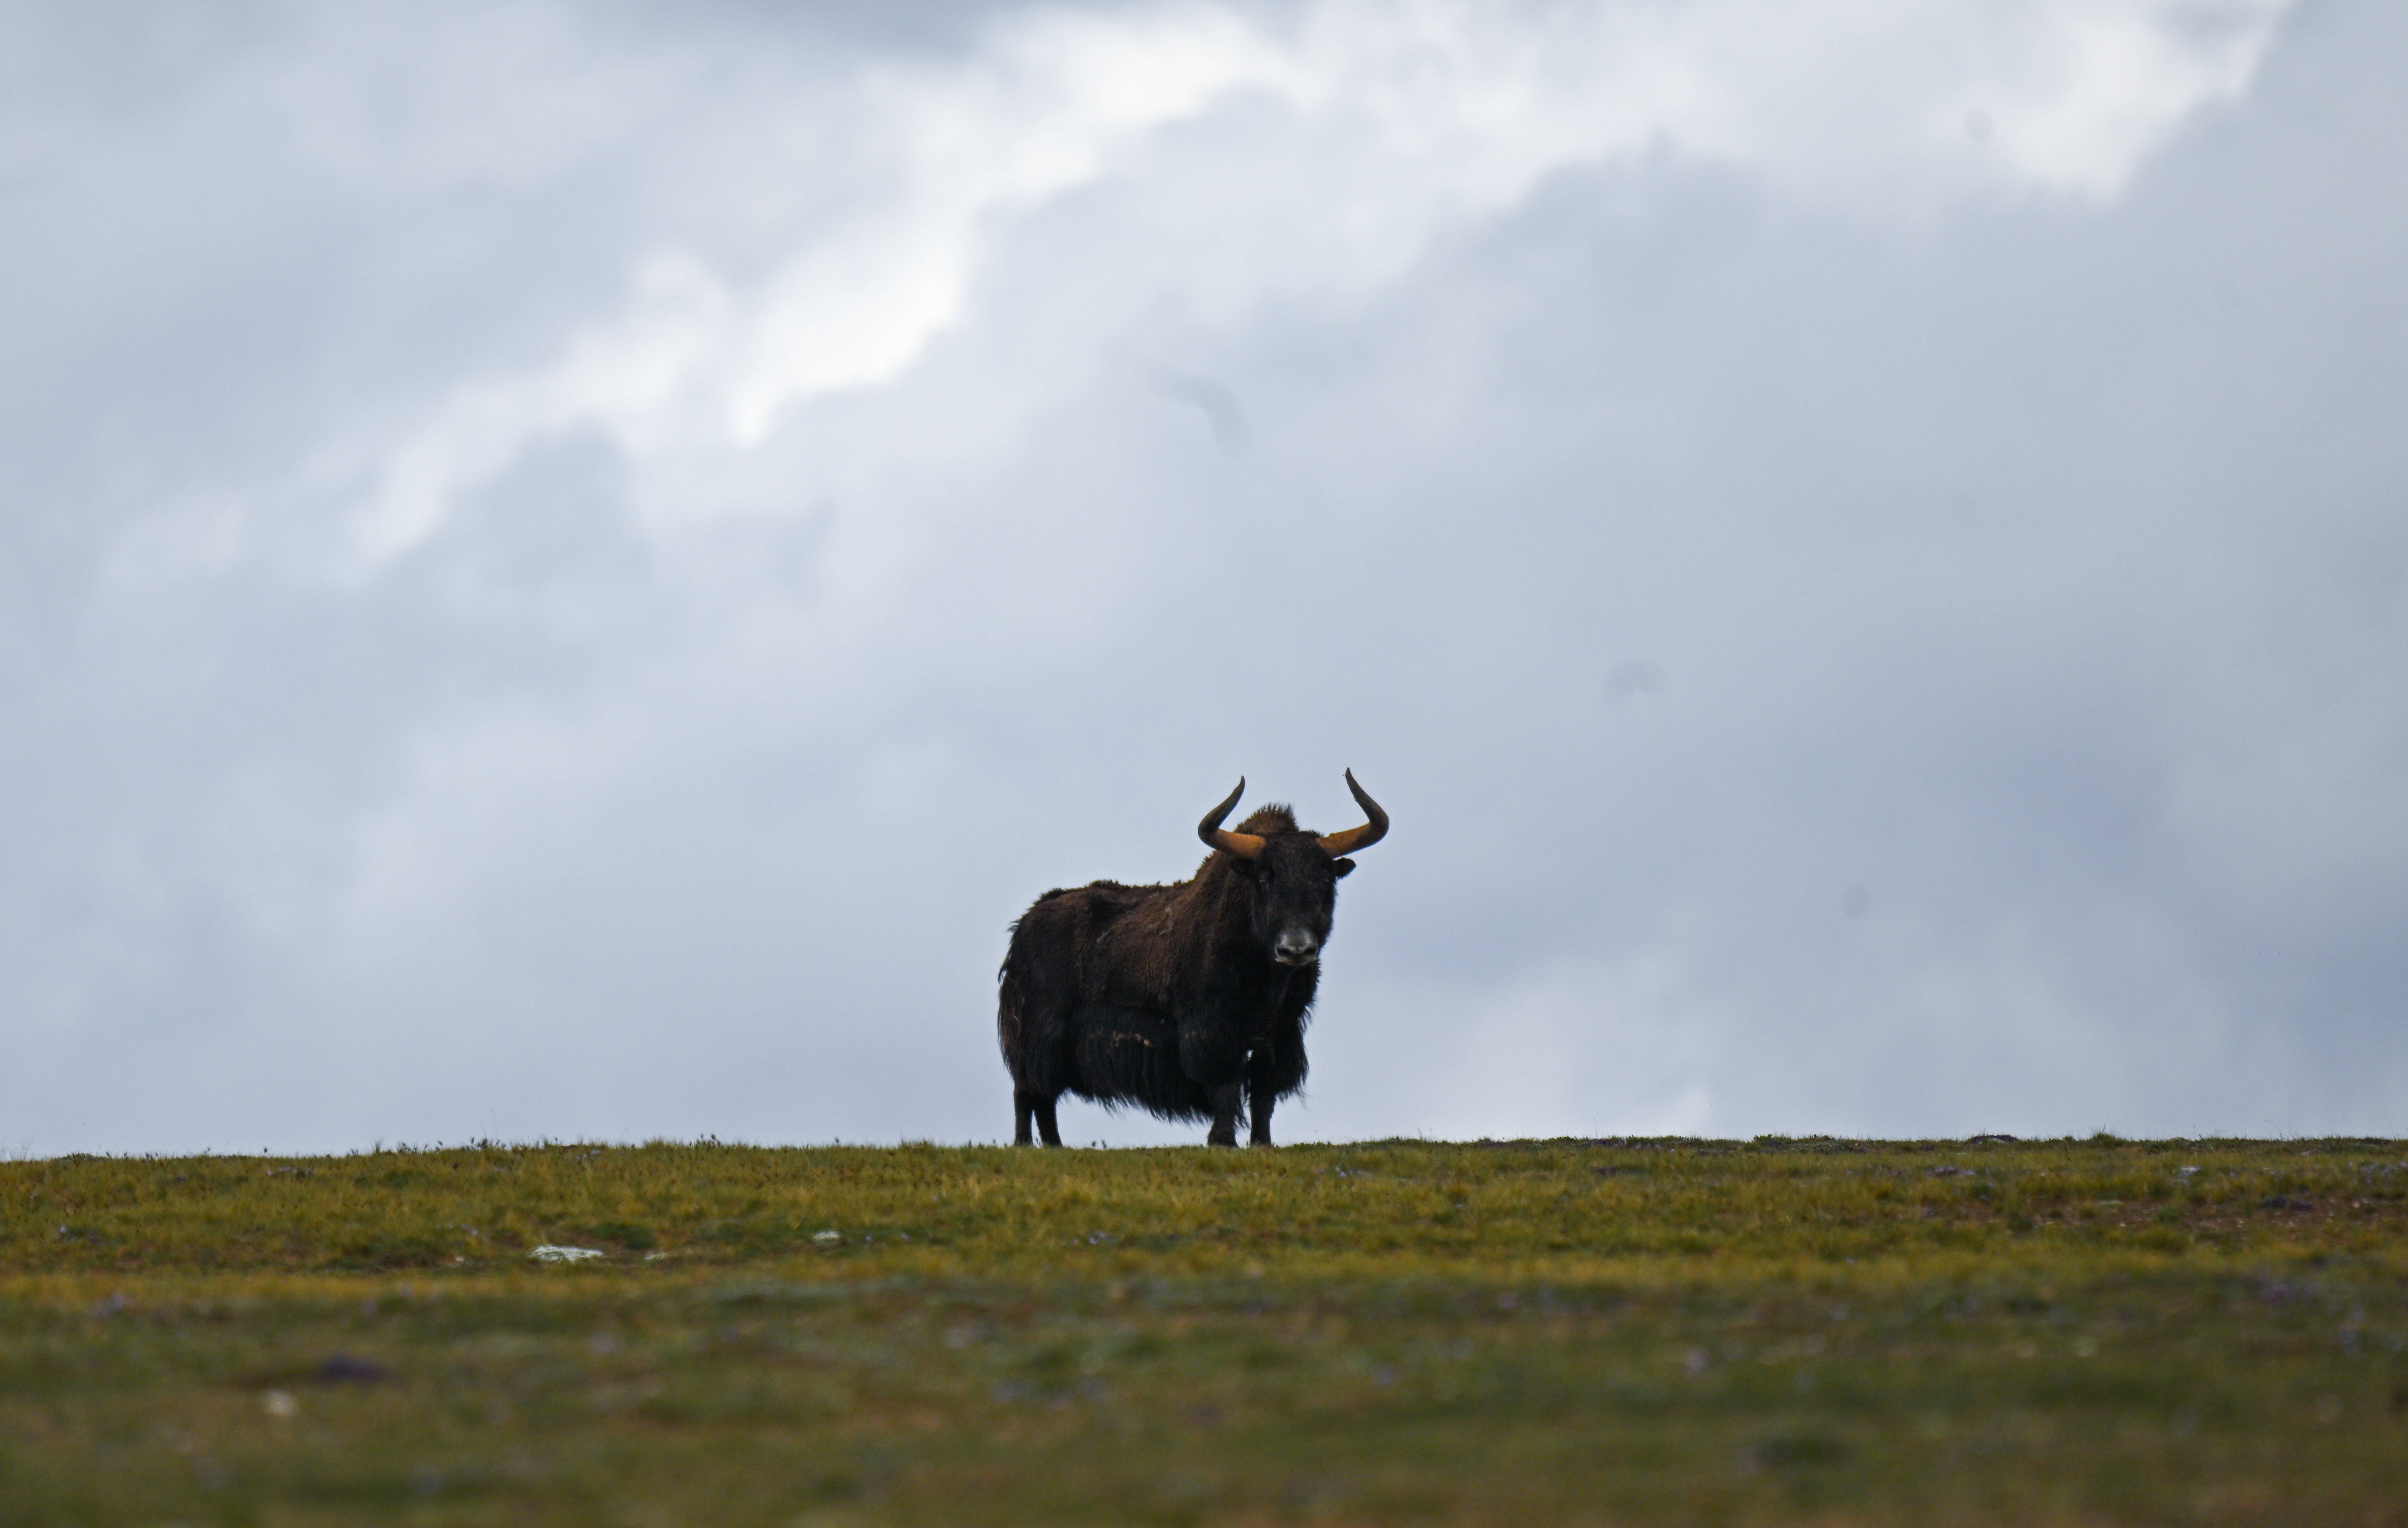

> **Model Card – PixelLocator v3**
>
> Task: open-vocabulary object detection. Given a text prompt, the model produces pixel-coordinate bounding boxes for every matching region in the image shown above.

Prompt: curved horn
[1316,769,1389,856]
[1198,778,1265,859]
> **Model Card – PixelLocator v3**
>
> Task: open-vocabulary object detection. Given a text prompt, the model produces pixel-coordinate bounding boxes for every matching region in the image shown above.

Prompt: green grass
[5,1135,2405,1525]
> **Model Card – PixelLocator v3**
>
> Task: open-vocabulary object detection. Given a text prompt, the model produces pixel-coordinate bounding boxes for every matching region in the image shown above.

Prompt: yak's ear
[1331,857,1356,879]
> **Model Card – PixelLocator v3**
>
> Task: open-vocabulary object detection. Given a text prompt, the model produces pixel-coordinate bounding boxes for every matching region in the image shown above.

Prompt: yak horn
[1198,778,1265,859]
[1316,769,1389,856]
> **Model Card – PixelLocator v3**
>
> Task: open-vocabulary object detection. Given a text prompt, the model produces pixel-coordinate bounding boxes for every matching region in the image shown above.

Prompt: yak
[996,772,1389,1148]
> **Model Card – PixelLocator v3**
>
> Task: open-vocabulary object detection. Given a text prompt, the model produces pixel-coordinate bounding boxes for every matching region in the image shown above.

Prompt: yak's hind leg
[1000,907,1080,1149]
[1015,1088,1063,1148]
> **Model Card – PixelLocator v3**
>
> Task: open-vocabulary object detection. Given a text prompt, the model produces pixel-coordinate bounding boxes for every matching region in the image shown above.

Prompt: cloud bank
[6,0,2402,1154]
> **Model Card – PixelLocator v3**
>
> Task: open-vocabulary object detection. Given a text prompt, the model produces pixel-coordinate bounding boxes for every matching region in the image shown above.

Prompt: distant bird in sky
[1146,365,1251,454]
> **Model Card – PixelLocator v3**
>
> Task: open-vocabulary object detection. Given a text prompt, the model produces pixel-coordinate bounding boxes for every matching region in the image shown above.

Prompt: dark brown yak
[997,772,1390,1148]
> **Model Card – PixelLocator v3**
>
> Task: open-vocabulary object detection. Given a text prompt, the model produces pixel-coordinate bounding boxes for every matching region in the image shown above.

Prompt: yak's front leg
[1247,1076,1277,1148]
[1205,1082,1242,1148]
[1245,1032,1302,1149]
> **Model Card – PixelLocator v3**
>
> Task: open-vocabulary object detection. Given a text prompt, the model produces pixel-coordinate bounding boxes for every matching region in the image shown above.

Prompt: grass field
[4,1135,2405,1526]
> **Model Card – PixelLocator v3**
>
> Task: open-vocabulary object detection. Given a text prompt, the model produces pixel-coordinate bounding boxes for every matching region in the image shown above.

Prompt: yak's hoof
[1206,1135,1237,1149]
[1248,1140,1276,1150]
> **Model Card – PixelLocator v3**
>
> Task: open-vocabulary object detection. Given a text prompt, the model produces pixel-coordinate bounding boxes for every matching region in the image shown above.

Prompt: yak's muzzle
[1273,930,1321,967]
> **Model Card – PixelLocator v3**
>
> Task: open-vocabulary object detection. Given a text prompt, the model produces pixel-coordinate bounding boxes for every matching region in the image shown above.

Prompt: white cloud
[1321,954,1726,1140]
[1986,0,2286,192]
[324,0,2292,566]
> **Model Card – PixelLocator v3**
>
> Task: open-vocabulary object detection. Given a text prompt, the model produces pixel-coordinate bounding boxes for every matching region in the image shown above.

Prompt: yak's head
[1196,771,1389,968]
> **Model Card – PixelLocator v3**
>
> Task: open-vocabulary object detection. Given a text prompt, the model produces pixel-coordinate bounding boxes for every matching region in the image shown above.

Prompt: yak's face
[1196,773,1386,968]
[1238,837,1355,968]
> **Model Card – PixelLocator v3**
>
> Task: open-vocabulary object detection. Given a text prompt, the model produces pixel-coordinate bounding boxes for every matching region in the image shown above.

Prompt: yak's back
[1029,879,1159,918]
[1008,880,1170,966]
[1011,879,1185,990]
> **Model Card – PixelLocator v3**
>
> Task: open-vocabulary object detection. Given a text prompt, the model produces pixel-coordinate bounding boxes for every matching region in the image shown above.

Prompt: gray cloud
[2,0,2400,1155]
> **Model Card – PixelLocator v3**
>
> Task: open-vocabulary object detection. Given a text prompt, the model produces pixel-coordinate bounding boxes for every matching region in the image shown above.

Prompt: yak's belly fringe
[1070,1022,1218,1122]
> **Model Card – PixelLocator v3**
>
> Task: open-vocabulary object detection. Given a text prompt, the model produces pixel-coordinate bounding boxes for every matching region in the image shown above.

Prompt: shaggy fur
[998,804,1360,1148]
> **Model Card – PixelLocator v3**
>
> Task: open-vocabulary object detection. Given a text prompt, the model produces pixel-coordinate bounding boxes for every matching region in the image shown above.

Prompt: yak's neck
[1184,864,1273,977]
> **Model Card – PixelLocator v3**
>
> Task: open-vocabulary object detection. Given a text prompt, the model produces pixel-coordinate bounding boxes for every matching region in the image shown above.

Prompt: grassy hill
[4,1135,2404,1524]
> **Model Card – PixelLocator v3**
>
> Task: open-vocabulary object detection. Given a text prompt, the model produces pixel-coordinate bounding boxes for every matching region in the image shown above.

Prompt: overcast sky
[4,0,2402,1154]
